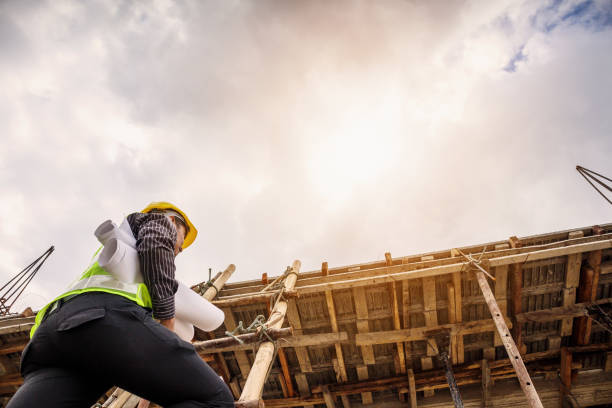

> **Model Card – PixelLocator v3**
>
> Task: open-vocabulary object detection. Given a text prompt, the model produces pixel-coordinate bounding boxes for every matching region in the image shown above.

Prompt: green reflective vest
[30,247,152,338]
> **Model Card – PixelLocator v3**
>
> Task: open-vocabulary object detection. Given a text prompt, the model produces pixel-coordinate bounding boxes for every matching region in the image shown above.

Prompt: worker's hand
[137,398,151,408]
[159,317,176,332]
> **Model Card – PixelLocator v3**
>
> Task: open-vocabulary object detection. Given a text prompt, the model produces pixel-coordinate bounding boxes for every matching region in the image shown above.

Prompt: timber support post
[439,351,463,407]
[460,251,544,408]
[236,260,301,408]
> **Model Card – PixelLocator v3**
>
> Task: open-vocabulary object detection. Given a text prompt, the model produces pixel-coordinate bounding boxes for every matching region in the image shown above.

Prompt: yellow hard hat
[141,202,198,250]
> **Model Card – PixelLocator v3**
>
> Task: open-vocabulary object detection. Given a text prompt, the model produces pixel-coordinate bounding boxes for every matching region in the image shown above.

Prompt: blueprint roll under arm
[94,219,225,341]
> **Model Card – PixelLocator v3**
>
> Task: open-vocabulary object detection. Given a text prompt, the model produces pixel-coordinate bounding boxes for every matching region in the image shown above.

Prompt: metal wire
[576,165,612,205]
[0,246,54,315]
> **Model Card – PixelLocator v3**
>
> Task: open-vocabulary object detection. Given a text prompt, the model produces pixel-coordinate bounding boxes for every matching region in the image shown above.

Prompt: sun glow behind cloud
[0,0,611,312]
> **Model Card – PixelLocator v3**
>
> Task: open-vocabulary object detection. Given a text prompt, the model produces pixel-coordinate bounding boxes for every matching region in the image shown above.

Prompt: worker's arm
[127,213,179,327]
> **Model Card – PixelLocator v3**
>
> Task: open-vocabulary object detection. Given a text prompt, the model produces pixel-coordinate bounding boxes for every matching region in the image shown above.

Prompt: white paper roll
[175,282,225,331]
[175,318,195,342]
[98,238,143,284]
[94,218,224,333]
[95,219,136,248]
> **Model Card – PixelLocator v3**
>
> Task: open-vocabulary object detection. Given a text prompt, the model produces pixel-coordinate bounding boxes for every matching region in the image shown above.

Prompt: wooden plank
[353,287,376,365]
[473,267,543,408]
[391,281,406,375]
[286,298,313,373]
[355,318,512,346]
[199,331,347,353]
[325,289,348,383]
[422,276,438,358]
[293,239,612,295]
[322,262,329,276]
[356,365,373,404]
[562,250,582,336]
[402,280,414,369]
[277,348,295,397]
[516,297,612,323]
[509,237,524,353]
[295,373,310,398]
[494,265,508,347]
[237,260,301,407]
[487,239,612,267]
[573,232,602,346]
[453,271,464,364]
[408,368,417,408]
[420,357,435,397]
[481,359,490,408]
[560,348,572,408]
[322,385,336,408]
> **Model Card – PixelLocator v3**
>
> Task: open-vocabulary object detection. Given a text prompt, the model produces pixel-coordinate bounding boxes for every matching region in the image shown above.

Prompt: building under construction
[0,223,611,407]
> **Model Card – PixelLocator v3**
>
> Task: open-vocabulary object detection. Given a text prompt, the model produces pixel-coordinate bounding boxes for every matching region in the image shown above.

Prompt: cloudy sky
[1,0,610,312]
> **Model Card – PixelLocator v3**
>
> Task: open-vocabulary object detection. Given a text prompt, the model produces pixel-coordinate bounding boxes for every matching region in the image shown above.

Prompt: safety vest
[30,247,152,338]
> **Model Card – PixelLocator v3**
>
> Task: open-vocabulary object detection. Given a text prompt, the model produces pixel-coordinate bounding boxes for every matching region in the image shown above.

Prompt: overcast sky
[1,0,610,312]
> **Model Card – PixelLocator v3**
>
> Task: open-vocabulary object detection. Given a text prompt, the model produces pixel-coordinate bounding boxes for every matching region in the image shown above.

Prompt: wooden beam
[493,265,508,348]
[402,279,414,370]
[573,227,603,345]
[322,262,329,277]
[322,385,337,408]
[516,297,612,323]
[295,373,310,398]
[193,328,292,353]
[202,264,235,300]
[277,348,295,397]
[481,359,490,408]
[473,266,543,408]
[509,237,524,353]
[292,239,612,295]
[212,290,298,308]
[353,286,376,365]
[264,371,612,408]
[286,298,312,373]
[560,347,572,408]
[421,275,438,398]
[562,232,583,336]
[356,365,373,405]
[355,318,512,346]
[408,368,417,408]
[237,260,301,408]
[325,289,348,383]
[391,281,406,375]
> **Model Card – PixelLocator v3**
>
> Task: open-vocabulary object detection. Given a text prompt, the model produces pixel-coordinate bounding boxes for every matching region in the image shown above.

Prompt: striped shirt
[127,212,178,320]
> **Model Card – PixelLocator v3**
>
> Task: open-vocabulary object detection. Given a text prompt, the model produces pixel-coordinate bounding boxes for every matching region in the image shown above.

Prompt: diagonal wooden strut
[236,260,301,408]
[465,256,544,408]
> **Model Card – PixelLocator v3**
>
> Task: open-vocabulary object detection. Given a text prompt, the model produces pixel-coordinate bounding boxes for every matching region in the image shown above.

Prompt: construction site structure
[0,223,611,407]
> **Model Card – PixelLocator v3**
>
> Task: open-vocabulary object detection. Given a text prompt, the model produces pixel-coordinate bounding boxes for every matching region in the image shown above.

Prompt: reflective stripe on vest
[30,255,152,338]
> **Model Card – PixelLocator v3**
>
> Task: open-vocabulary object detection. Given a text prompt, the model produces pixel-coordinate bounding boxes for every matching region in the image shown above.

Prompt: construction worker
[8,202,234,408]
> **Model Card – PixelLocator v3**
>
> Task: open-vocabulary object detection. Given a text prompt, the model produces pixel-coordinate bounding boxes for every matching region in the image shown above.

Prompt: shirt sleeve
[128,212,178,320]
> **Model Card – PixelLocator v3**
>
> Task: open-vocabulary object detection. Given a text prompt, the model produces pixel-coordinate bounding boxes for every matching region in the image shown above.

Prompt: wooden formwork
[0,225,611,407]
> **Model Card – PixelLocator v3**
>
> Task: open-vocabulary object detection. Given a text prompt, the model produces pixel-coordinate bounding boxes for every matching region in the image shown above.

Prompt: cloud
[0,0,610,312]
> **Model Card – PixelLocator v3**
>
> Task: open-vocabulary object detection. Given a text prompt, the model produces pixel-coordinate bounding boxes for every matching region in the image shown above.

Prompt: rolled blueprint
[98,238,143,284]
[174,318,195,342]
[94,219,225,341]
[95,219,136,248]
[175,281,225,332]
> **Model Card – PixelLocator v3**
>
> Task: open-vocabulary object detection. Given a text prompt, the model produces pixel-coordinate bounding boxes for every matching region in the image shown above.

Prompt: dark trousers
[7,292,234,407]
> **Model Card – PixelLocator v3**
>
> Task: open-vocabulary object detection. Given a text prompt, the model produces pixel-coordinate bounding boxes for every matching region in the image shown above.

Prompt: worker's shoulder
[127,212,176,235]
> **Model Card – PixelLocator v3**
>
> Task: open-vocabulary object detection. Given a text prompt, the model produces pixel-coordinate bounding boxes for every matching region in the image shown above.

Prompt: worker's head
[141,202,198,255]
